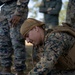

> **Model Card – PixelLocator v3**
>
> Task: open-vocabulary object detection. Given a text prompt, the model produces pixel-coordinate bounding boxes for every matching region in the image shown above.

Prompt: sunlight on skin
[25,40,33,46]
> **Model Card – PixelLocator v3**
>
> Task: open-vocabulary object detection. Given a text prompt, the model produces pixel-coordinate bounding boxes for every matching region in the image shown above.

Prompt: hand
[10,15,21,27]
[47,8,52,12]
[47,8,52,14]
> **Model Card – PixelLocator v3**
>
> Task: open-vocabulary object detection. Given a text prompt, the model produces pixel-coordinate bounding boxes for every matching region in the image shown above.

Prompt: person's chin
[35,43,42,46]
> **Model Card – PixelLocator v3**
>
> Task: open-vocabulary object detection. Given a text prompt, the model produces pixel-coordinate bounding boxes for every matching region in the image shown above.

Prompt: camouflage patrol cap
[20,18,45,37]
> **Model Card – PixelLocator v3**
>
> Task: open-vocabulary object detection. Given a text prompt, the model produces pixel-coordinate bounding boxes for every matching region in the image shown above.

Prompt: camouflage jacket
[28,27,75,75]
[0,0,29,20]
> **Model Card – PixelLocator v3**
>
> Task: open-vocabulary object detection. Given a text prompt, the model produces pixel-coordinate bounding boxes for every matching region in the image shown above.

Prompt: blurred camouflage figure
[0,0,29,75]
[20,17,75,75]
[39,0,62,29]
[66,0,75,28]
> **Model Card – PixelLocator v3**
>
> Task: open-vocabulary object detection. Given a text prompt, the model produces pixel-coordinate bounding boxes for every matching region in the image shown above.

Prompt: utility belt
[5,0,17,4]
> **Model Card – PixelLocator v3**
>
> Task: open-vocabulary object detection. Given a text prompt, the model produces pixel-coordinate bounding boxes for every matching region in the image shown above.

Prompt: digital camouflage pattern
[66,0,75,29]
[0,0,29,74]
[0,17,12,67]
[39,0,62,29]
[28,28,75,75]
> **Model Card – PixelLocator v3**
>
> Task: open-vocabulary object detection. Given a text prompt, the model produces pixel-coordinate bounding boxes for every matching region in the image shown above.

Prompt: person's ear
[35,26,39,32]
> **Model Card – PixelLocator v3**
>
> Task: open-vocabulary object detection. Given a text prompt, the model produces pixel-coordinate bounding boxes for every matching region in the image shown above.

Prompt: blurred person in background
[39,0,62,29]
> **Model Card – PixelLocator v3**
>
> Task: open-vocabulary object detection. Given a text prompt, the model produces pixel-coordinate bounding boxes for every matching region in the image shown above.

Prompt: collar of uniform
[44,29,53,42]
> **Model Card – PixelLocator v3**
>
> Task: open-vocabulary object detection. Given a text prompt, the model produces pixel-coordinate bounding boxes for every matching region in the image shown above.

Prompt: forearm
[29,56,53,75]
[39,7,47,13]
[47,0,62,15]
[48,5,62,15]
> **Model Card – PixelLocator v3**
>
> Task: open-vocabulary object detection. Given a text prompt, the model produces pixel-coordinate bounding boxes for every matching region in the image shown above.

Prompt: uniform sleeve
[48,0,62,15]
[14,0,29,17]
[39,0,47,13]
[29,32,65,75]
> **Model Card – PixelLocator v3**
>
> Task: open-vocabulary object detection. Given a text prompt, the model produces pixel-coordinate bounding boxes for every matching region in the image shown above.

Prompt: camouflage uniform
[29,29,75,75]
[39,0,62,29]
[66,0,75,29]
[28,0,75,75]
[0,0,29,74]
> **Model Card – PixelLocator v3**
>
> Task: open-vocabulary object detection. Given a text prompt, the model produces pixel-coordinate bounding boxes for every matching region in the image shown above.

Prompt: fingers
[13,18,20,25]
[10,16,21,27]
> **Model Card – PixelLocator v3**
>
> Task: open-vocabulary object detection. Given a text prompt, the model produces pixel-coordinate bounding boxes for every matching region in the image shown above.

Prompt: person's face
[25,26,42,46]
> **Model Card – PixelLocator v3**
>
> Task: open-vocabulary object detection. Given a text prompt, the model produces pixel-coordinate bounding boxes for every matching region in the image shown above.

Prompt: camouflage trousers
[47,70,75,75]
[0,17,26,72]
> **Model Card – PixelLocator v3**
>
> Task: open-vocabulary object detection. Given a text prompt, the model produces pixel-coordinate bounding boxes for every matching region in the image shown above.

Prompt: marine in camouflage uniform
[0,0,29,75]
[39,0,62,29]
[20,18,75,75]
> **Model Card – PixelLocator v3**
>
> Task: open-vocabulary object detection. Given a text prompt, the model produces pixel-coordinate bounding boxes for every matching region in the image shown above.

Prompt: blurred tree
[28,0,43,20]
